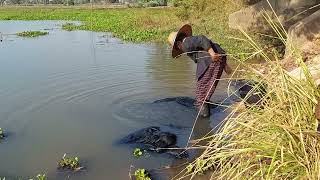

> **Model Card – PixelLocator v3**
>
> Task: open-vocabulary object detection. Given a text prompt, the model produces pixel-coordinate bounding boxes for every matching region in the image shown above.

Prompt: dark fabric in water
[119,126,188,158]
[119,126,177,148]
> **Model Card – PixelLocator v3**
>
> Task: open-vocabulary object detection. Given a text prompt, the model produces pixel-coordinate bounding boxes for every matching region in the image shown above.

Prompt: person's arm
[188,35,221,62]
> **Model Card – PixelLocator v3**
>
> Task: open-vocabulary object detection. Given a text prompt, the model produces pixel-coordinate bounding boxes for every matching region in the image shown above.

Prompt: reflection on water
[145,43,196,96]
[0,21,233,179]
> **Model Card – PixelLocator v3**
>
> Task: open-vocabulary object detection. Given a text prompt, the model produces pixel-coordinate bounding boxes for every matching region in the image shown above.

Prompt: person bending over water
[168,24,232,118]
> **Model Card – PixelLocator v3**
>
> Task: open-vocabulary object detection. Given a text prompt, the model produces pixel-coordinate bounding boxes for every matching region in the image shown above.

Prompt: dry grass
[176,4,320,180]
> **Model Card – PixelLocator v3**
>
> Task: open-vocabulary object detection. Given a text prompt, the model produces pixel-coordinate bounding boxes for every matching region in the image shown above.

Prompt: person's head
[167,24,192,58]
[175,32,187,50]
[167,32,186,51]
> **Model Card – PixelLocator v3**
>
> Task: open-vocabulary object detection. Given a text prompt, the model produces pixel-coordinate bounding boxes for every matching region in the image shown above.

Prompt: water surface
[0,21,233,179]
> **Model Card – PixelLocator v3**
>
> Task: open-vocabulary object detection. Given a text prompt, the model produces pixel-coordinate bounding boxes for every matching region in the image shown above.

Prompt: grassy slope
[0,2,249,54]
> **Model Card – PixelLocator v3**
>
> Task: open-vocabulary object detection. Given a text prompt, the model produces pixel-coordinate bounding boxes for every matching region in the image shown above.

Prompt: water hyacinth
[134,168,152,180]
[16,31,49,38]
[0,128,4,139]
[133,148,143,158]
[58,154,83,171]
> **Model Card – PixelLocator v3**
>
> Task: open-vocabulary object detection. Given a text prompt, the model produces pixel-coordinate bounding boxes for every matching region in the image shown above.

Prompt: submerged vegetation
[16,31,49,37]
[58,154,83,171]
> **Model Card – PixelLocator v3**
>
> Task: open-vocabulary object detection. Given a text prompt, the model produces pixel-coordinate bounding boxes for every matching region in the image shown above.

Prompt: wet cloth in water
[195,58,226,107]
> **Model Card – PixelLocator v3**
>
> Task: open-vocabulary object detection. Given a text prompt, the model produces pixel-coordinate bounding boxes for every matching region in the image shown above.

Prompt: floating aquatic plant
[134,169,152,180]
[29,174,46,180]
[1,173,46,180]
[16,31,48,38]
[133,148,143,158]
[58,154,83,171]
[0,5,251,54]
[0,128,4,139]
[62,23,81,31]
[35,174,46,180]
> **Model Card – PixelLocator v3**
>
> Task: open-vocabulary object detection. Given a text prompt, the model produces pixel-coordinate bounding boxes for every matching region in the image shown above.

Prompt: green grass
[0,4,251,55]
[16,31,49,37]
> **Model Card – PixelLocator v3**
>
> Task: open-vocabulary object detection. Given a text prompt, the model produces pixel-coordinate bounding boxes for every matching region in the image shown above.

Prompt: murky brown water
[0,21,235,180]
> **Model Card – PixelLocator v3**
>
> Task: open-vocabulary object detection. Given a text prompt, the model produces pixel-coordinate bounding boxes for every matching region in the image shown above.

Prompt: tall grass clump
[178,8,320,180]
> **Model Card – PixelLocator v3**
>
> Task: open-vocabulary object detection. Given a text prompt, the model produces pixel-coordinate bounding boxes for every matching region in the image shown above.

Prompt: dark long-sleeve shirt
[181,35,226,80]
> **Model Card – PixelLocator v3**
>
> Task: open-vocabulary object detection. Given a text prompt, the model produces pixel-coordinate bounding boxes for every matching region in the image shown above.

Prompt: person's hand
[208,48,221,62]
[211,53,221,62]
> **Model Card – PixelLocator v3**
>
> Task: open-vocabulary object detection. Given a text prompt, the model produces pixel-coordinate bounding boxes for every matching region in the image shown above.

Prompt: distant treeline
[0,0,169,6]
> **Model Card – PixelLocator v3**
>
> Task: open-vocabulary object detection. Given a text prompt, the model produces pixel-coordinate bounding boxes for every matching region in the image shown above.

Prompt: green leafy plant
[29,174,46,180]
[133,148,143,157]
[16,31,49,38]
[0,128,4,139]
[62,23,81,31]
[36,174,46,180]
[134,169,151,180]
[58,154,83,171]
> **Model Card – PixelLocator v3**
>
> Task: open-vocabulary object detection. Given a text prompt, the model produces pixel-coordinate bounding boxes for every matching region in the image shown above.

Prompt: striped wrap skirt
[195,59,226,107]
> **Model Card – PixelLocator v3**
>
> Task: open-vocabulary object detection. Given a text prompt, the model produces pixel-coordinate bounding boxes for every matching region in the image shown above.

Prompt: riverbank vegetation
[16,31,49,37]
[180,13,320,179]
[0,0,253,54]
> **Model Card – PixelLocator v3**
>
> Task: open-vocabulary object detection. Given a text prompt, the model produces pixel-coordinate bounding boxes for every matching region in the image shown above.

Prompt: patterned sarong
[195,59,226,107]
